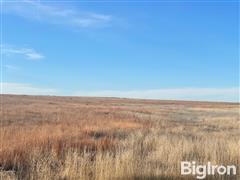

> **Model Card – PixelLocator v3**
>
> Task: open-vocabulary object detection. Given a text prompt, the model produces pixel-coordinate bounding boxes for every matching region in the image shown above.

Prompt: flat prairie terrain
[0,95,239,180]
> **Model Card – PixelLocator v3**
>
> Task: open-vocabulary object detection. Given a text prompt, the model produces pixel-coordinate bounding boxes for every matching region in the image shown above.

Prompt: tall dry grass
[0,95,239,179]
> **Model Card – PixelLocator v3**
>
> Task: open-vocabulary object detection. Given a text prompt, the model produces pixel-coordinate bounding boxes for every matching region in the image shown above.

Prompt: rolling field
[0,95,239,180]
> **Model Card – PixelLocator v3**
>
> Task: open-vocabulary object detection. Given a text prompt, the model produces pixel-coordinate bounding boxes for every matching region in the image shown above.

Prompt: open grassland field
[0,95,239,180]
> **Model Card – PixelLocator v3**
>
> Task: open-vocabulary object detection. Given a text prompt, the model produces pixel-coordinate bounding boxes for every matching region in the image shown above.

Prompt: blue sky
[1,0,239,102]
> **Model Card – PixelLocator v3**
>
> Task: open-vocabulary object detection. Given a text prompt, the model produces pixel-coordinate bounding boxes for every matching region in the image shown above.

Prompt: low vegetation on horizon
[0,95,239,180]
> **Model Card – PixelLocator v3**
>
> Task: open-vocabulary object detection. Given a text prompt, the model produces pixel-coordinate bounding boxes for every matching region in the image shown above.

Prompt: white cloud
[4,64,20,70]
[1,83,238,102]
[1,45,44,60]
[1,82,57,95]
[73,88,239,102]
[3,0,112,28]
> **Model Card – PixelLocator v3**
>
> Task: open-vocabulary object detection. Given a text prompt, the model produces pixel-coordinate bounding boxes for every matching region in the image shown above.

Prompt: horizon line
[1,93,239,104]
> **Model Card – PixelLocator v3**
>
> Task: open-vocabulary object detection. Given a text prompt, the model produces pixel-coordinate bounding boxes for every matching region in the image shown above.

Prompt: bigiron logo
[181,161,237,179]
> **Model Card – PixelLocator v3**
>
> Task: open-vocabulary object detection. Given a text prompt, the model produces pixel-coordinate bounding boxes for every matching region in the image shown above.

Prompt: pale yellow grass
[0,95,239,180]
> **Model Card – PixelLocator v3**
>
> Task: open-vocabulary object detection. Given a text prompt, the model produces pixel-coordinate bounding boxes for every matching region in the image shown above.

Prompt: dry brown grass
[0,95,239,180]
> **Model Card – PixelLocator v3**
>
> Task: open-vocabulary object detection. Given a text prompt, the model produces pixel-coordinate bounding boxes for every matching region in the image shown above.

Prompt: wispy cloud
[3,1,112,28]
[1,45,44,60]
[1,84,238,102]
[73,88,239,102]
[1,82,57,95]
[4,64,20,70]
